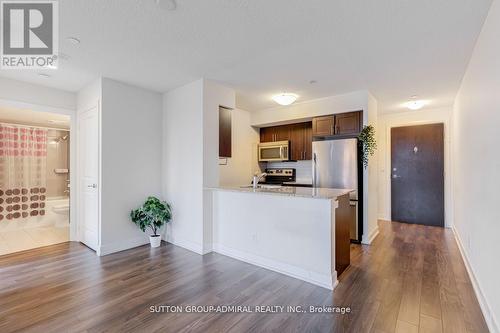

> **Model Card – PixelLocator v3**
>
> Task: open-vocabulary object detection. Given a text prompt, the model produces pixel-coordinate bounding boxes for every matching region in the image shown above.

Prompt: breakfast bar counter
[210,185,351,200]
[209,186,353,290]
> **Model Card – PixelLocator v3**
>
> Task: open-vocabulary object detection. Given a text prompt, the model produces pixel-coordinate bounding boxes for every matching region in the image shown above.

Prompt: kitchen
[213,99,372,290]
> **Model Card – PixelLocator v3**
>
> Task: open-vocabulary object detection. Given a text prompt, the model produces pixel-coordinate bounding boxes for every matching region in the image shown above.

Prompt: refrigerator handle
[312,152,317,187]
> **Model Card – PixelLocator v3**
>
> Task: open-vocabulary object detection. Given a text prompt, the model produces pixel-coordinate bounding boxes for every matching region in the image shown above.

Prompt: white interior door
[78,106,99,251]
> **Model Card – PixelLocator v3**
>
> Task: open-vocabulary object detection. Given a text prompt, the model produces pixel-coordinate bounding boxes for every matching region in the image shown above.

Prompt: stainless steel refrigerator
[312,138,359,241]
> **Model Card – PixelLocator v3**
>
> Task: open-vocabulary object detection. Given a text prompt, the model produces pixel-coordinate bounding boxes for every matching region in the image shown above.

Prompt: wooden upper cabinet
[304,122,313,160]
[312,115,335,136]
[289,122,312,160]
[275,126,290,142]
[335,111,361,136]
[260,126,290,142]
[219,107,232,157]
[289,123,305,161]
[312,111,362,137]
[259,122,312,160]
[260,127,274,142]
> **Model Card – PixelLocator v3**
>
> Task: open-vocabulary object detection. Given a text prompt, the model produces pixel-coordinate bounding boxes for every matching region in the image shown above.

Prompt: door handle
[392,175,400,179]
[312,153,317,187]
[87,184,97,188]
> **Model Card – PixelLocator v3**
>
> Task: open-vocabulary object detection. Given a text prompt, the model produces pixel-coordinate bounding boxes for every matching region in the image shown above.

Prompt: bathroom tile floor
[0,225,69,255]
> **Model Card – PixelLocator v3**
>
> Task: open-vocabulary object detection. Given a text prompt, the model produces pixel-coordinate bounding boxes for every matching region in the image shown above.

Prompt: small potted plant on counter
[130,196,172,248]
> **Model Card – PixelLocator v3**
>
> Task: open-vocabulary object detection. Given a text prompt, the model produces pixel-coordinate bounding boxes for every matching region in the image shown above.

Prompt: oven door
[258,141,289,162]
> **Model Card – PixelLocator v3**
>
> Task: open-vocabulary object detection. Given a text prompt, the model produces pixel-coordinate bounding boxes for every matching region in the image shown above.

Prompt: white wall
[362,93,379,244]
[99,78,163,255]
[250,90,369,126]
[219,108,260,186]
[202,80,235,253]
[163,79,235,254]
[0,77,76,111]
[162,79,205,253]
[452,1,500,331]
[377,107,453,227]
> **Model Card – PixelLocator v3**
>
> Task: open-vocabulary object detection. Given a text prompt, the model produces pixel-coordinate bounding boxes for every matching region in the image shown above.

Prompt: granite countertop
[208,185,353,200]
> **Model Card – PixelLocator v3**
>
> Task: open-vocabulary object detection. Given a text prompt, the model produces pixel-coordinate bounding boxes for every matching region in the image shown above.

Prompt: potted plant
[130,196,172,248]
[358,125,377,169]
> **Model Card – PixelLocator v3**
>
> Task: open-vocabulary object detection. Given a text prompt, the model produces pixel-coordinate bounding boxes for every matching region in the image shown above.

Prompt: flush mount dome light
[272,93,298,106]
[405,99,426,110]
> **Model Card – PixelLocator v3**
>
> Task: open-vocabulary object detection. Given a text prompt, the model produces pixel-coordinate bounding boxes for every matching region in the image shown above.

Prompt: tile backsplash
[266,160,312,183]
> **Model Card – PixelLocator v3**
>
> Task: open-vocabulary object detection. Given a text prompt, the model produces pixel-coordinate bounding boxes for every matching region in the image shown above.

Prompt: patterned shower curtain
[0,124,47,222]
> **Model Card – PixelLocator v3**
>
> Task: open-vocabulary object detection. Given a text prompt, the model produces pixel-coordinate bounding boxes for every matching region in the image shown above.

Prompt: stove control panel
[265,168,295,177]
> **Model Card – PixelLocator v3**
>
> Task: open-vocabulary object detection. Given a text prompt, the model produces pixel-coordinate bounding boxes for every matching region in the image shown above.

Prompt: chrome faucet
[252,172,267,189]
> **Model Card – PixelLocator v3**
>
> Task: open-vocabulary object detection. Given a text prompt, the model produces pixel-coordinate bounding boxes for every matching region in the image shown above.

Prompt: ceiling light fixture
[66,37,81,45]
[272,93,298,106]
[405,99,427,110]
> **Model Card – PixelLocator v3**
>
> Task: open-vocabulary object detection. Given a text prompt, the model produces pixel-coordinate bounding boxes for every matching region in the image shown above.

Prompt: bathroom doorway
[0,107,71,255]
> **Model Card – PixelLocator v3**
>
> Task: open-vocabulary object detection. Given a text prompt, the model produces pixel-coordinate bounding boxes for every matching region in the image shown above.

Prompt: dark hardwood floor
[0,221,488,333]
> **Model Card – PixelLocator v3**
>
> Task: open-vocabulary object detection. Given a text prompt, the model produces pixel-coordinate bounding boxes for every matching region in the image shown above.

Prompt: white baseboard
[212,243,336,290]
[452,226,499,333]
[167,236,204,255]
[361,226,379,245]
[98,236,149,256]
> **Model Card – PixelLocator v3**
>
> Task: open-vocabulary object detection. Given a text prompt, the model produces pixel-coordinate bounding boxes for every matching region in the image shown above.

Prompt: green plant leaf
[130,196,172,236]
[358,125,377,169]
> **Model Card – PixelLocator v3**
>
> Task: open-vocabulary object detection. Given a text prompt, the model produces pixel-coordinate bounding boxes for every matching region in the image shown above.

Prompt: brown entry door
[391,124,444,227]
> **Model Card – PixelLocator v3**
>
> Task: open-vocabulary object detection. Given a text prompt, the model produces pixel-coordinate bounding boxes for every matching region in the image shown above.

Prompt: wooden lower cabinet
[334,193,351,276]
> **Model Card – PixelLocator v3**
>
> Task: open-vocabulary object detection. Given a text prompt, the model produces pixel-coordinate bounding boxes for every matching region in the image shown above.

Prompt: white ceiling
[0,0,492,113]
[0,106,70,129]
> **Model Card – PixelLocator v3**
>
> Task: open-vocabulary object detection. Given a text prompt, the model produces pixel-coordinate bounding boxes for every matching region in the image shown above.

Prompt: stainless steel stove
[261,168,295,185]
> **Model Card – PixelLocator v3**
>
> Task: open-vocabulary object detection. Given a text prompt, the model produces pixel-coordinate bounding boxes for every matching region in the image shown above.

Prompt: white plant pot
[150,235,161,248]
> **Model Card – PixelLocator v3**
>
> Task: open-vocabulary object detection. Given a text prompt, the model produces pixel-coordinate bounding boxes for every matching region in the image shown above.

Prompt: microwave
[258,141,289,162]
